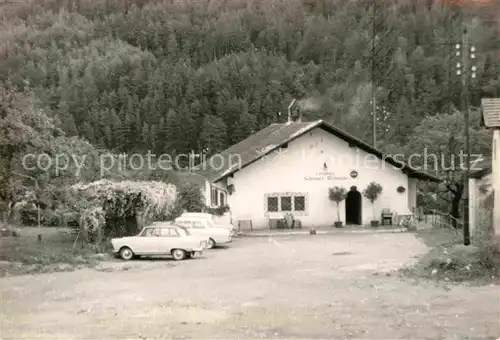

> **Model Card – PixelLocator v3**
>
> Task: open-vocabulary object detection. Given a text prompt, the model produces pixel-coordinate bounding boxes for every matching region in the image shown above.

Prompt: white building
[477,98,500,236]
[198,117,439,230]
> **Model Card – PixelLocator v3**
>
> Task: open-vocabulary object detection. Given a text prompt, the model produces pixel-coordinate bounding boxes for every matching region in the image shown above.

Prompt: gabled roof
[470,157,492,179]
[197,120,440,183]
[481,98,500,128]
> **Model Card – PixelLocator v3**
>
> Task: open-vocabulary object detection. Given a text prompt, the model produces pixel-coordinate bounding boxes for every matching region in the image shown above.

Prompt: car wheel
[119,247,134,261]
[208,238,215,249]
[171,249,186,261]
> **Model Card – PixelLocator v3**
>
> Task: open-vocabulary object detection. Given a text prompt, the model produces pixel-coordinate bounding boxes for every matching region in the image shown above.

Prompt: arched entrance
[345,186,362,225]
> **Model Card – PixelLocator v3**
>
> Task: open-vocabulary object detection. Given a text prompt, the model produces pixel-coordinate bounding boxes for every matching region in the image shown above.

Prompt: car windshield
[206,220,217,228]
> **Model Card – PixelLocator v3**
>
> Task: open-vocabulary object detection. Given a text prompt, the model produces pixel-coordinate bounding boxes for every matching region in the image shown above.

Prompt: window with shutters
[294,196,305,211]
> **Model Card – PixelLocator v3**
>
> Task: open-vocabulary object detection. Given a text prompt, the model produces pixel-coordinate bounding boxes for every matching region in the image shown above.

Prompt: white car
[169,218,232,249]
[111,224,208,261]
[177,212,236,234]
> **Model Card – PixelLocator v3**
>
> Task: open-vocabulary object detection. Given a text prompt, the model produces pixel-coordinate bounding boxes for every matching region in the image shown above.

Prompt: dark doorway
[345,186,362,225]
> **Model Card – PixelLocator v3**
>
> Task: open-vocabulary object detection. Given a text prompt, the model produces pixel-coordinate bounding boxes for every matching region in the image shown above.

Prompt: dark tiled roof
[470,157,492,179]
[196,120,440,183]
[481,98,500,128]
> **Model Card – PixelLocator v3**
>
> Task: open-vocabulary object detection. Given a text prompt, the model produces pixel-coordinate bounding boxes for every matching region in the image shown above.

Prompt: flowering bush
[71,180,177,242]
[328,187,347,222]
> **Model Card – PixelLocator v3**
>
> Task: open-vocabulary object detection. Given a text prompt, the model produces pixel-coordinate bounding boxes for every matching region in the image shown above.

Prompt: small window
[294,196,305,211]
[192,221,205,229]
[267,197,278,212]
[141,228,155,237]
[280,196,292,211]
[160,228,178,237]
[211,188,218,206]
[219,192,225,207]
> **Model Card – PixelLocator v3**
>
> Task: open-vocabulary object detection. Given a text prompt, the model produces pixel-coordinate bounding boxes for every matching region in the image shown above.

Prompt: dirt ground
[1,232,498,339]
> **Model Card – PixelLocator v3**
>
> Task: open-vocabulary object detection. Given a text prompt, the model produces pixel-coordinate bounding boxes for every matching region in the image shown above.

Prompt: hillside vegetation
[0,0,498,156]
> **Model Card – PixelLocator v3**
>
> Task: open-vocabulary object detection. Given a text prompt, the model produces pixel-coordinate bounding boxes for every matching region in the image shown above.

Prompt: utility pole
[455,25,476,246]
[371,0,377,147]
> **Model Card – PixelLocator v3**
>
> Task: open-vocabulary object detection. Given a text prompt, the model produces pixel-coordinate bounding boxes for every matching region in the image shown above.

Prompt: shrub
[328,187,346,222]
[19,207,60,226]
[176,184,205,212]
[362,182,383,221]
[71,180,177,242]
[19,206,39,226]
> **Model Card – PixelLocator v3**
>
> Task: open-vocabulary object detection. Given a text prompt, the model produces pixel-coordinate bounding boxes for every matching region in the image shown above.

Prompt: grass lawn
[402,226,500,284]
[0,227,106,277]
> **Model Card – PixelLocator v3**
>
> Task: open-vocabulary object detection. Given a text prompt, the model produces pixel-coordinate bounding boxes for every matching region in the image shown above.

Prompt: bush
[19,206,38,226]
[363,182,383,221]
[176,184,204,212]
[328,186,346,222]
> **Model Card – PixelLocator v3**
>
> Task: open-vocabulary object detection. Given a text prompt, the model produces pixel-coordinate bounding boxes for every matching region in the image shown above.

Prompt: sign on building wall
[304,171,350,181]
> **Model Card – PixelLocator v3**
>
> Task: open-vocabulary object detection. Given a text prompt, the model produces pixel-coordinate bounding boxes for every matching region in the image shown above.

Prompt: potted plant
[328,186,347,227]
[363,182,383,227]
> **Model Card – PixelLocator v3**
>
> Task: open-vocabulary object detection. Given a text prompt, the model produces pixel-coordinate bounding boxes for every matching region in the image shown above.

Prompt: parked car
[177,212,235,234]
[111,224,208,261]
[169,217,233,249]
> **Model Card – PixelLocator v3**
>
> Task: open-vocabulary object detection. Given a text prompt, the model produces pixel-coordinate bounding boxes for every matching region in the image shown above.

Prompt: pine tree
[233,108,257,144]
[200,115,228,154]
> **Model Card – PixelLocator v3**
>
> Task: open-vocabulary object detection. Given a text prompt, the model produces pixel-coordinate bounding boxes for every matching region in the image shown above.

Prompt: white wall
[407,178,417,213]
[469,173,493,237]
[493,130,500,236]
[224,127,411,229]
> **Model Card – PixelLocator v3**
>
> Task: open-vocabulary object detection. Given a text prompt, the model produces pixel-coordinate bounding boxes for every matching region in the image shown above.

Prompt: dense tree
[404,108,492,224]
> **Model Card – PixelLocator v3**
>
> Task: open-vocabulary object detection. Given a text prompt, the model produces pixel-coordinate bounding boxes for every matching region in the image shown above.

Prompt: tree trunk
[450,184,464,229]
[336,202,340,222]
[125,215,138,236]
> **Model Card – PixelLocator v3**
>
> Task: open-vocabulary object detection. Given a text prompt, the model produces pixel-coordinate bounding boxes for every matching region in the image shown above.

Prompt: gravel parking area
[1,233,498,339]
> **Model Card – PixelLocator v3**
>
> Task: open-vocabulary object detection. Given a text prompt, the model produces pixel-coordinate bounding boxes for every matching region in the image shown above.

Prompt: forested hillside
[0,0,499,156]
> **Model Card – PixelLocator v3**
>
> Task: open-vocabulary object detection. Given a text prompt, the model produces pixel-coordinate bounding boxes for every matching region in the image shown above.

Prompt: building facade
[200,120,438,230]
[480,98,500,236]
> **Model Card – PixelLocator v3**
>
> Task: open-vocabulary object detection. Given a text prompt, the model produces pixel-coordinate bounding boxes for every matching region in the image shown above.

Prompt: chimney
[287,99,302,123]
